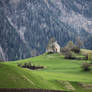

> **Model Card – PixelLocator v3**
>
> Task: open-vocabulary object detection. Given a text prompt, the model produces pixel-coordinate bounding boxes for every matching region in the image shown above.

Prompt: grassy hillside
[0,49,92,92]
[0,63,65,90]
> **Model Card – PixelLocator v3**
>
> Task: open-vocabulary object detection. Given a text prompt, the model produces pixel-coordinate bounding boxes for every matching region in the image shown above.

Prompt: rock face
[0,0,92,61]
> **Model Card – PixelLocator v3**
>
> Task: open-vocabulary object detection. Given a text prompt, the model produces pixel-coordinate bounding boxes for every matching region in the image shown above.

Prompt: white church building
[46,41,60,53]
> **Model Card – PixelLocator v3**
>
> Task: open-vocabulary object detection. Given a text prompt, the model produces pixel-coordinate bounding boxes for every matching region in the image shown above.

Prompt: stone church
[46,41,60,53]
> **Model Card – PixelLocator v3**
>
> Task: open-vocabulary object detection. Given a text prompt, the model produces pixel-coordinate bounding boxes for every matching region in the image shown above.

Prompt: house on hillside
[46,41,61,53]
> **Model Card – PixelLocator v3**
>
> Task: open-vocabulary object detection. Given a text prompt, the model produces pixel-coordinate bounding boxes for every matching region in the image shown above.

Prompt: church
[46,41,60,53]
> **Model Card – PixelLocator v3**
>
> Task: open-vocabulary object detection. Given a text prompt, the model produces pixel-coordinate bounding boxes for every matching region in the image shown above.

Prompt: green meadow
[0,49,92,92]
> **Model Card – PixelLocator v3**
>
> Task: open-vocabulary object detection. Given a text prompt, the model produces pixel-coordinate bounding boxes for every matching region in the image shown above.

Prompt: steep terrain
[0,0,92,61]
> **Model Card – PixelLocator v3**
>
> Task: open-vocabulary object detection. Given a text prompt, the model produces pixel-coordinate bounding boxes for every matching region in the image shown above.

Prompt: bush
[47,51,54,54]
[64,51,75,59]
[17,62,32,68]
[17,63,23,67]
[61,47,70,54]
[71,46,80,53]
[17,62,44,70]
[23,62,32,69]
[63,41,80,54]
[84,54,88,60]
[81,62,91,71]
[88,53,92,64]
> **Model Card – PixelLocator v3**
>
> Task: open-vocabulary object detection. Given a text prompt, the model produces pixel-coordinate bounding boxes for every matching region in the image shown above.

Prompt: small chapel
[46,38,60,53]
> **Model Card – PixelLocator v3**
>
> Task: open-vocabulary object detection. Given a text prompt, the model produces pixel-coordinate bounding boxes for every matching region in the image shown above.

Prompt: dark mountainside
[0,0,92,61]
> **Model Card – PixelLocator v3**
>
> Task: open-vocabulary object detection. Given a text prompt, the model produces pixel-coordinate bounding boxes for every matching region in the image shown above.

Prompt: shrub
[76,37,83,49]
[66,41,75,50]
[88,53,92,64]
[84,54,88,60]
[64,51,75,59]
[18,61,44,70]
[17,63,23,67]
[23,62,32,69]
[81,62,91,71]
[71,46,80,53]
[47,51,54,54]
[61,47,70,54]
[64,41,80,54]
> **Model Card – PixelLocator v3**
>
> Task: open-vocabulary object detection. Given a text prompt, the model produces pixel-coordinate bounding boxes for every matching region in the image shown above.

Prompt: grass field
[0,49,92,92]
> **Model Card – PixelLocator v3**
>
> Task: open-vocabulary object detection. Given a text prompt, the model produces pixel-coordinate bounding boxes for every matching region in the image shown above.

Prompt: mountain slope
[0,63,64,90]
[0,52,92,91]
[0,0,92,61]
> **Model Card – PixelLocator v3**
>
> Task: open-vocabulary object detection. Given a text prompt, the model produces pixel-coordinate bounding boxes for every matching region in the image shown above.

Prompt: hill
[0,0,92,61]
[0,63,65,90]
[0,49,92,92]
